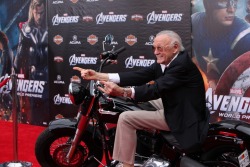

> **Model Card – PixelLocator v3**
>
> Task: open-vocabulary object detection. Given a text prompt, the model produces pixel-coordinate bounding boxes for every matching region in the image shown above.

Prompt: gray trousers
[112,99,170,164]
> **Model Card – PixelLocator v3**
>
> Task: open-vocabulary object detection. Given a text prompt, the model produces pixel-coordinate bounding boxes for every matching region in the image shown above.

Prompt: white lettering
[54,94,72,105]
[147,11,183,24]
[69,54,97,66]
[96,12,127,24]
[125,56,155,68]
[52,14,79,25]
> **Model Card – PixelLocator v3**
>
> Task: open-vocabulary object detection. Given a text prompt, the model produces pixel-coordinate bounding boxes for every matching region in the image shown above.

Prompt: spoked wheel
[201,145,242,167]
[35,128,103,167]
[51,139,87,166]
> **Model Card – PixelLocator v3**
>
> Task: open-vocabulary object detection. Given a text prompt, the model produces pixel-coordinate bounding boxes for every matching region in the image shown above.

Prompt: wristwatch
[123,88,129,98]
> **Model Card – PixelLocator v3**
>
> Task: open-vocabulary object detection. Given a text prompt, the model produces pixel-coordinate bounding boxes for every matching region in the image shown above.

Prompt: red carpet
[0,120,45,167]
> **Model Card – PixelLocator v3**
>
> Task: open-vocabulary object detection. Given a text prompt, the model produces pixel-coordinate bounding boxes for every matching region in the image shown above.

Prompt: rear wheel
[35,128,103,167]
[201,145,242,167]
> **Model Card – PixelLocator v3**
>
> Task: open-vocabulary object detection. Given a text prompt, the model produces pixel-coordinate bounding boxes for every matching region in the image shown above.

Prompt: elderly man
[74,30,209,167]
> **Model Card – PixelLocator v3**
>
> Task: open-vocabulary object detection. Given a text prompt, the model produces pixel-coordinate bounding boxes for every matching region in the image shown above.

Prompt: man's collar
[160,52,179,71]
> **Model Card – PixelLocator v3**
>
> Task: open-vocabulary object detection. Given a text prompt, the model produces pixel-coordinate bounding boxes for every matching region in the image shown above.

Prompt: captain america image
[192,0,250,90]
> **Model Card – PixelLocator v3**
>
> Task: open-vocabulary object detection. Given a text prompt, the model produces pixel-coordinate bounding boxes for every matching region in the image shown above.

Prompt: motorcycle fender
[203,134,244,152]
[180,156,206,167]
[205,119,250,150]
[48,118,77,132]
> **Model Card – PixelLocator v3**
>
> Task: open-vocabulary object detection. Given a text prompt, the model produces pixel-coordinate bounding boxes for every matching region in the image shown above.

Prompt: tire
[201,145,242,167]
[35,128,103,167]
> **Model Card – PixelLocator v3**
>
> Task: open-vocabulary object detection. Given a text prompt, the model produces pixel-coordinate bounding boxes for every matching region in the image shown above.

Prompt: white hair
[156,30,185,51]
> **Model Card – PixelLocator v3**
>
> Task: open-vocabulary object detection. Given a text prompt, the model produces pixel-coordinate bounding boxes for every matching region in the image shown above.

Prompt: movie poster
[192,0,250,123]
[0,0,49,125]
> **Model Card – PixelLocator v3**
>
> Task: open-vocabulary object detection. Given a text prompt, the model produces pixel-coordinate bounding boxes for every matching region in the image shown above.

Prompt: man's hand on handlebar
[98,81,123,97]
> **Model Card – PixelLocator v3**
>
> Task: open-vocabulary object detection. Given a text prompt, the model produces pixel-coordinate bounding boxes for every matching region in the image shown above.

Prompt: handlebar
[100,46,126,60]
[98,46,126,73]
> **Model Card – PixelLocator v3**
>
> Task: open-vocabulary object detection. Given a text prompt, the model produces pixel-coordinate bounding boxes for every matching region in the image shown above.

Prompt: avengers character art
[192,0,250,90]
[14,0,48,79]
[0,31,13,121]
[14,0,48,125]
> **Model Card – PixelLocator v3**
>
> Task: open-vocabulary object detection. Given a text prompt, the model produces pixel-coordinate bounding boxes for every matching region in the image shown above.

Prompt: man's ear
[173,43,179,54]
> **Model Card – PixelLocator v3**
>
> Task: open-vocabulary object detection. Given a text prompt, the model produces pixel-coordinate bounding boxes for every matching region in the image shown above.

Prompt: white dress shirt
[107,53,179,98]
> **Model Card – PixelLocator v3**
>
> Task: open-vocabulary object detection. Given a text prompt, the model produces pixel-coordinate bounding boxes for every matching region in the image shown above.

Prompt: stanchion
[0,70,32,167]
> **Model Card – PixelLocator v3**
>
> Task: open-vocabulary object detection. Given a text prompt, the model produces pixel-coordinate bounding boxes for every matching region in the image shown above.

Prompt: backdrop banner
[1,0,250,126]
[47,0,191,124]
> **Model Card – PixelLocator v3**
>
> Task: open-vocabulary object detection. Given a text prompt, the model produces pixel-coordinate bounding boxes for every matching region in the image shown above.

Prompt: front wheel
[35,128,103,167]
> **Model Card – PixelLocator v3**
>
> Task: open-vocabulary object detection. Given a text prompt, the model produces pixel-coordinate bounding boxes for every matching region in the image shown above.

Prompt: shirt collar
[160,53,179,72]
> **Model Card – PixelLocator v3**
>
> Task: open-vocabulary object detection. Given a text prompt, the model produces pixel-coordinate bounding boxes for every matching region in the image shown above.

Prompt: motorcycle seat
[160,131,202,154]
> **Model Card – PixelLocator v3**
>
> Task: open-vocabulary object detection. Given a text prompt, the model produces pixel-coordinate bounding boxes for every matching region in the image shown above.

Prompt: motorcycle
[35,41,250,167]
[35,43,160,167]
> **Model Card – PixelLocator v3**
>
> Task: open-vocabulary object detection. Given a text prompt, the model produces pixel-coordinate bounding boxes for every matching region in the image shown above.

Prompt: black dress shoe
[109,160,120,167]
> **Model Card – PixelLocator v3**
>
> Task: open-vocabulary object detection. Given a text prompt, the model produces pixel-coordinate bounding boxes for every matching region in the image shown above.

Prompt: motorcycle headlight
[68,82,89,105]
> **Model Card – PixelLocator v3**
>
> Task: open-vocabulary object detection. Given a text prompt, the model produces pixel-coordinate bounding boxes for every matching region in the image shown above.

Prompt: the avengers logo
[16,79,45,98]
[96,12,127,24]
[52,14,79,26]
[125,56,155,68]
[54,94,72,105]
[125,35,137,46]
[69,54,97,66]
[147,11,183,24]
[17,79,45,93]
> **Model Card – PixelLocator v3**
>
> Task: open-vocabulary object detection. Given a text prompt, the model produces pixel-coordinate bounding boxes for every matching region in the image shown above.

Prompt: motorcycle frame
[49,56,122,165]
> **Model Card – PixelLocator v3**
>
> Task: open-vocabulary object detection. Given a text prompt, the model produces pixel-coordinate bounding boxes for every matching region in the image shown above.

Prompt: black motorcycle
[35,43,250,167]
[35,44,159,167]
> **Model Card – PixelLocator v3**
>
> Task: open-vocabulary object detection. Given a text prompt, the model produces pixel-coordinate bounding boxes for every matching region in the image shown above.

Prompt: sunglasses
[152,44,173,52]
[215,0,238,9]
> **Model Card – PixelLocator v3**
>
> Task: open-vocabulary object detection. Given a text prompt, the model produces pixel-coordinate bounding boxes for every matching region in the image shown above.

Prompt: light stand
[0,69,32,167]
